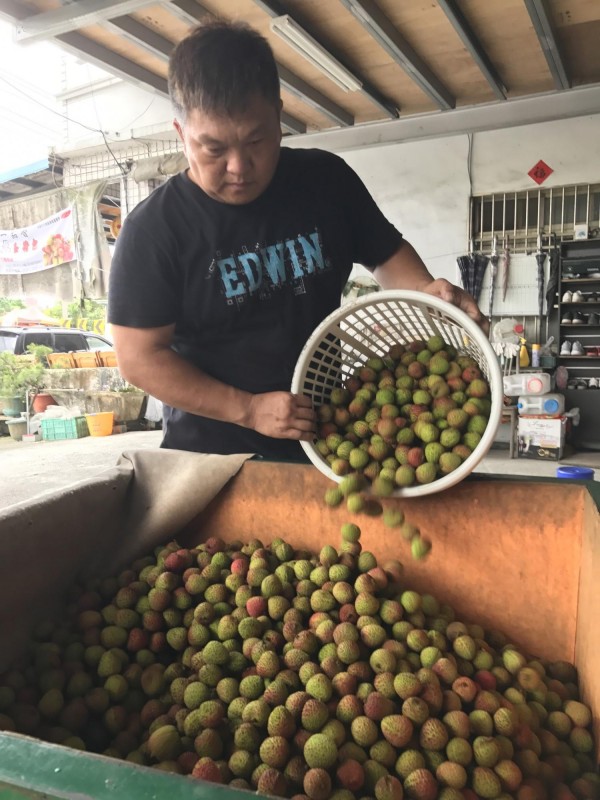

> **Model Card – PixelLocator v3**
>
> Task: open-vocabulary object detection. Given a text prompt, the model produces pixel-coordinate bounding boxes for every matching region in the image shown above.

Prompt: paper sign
[528,160,553,185]
[0,208,75,275]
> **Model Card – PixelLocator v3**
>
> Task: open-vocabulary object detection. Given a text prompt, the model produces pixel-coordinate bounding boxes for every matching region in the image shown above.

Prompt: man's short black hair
[168,20,280,120]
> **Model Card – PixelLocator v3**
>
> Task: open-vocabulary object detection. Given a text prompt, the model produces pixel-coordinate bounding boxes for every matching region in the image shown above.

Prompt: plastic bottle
[517,393,565,416]
[519,338,530,369]
[556,466,595,480]
[531,344,541,368]
[502,372,551,396]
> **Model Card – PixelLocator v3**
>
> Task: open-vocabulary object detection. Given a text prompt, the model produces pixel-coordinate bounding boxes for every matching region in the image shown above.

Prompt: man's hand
[421,278,489,334]
[246,392,317,440]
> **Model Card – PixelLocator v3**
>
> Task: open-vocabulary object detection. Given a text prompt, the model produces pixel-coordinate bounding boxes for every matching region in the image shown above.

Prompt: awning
[0,157,64,203]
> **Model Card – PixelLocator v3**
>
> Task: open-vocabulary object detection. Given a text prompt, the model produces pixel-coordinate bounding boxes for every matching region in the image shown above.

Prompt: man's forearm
[122,347,252,427]
[373,240,435,290]
[371,238,486,329]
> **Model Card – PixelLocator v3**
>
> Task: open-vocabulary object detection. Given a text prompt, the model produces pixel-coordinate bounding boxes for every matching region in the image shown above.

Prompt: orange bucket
[85,411,114,436]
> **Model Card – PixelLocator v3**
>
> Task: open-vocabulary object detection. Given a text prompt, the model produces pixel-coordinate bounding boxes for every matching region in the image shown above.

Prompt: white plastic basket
[291,290,503,497]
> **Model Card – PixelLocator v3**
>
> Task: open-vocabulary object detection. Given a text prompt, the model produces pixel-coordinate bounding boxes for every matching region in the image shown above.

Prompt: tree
[0,297,26,315]
[45,298,106,324]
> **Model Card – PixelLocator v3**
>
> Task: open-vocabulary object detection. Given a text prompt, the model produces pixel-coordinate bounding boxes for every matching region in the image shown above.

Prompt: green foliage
[26,343,53,367]
[45,299,106,324]
[0,352,46,398]
[0,297,26,315]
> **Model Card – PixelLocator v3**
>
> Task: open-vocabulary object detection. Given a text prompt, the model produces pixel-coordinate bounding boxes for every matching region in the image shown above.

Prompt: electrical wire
[100,131,127,176]
[0,72,159,139]
[118,97,157,130]
[0,74,99,134]
[0,73,126,175]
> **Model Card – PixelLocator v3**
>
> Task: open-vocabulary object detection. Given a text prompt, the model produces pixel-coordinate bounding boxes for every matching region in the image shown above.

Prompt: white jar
[517,393,565,416]
[503,373,551,397]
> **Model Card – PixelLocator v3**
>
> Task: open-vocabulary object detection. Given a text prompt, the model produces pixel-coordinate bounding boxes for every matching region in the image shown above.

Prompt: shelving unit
[557,239,600,450]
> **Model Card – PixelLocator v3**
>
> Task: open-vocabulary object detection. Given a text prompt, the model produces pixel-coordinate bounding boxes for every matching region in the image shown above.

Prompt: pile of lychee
[0,524,597,800]
[313,336,492,492]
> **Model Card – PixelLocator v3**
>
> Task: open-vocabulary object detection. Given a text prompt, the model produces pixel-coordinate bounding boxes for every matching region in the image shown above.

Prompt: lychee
[471,766,502,798]
[351,715,379,747]
[304,767,332,800]
[375,775,404,800]
[403,767,438,800]
[304,732,338,769]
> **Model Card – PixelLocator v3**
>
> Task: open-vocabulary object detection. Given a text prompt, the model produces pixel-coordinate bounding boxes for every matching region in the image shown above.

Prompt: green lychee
[304,732,338,769]
[415,463,437,484]
[472,766,502,798]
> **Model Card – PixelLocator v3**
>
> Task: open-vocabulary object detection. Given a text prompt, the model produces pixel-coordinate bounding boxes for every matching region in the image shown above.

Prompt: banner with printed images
[0,207,76,275]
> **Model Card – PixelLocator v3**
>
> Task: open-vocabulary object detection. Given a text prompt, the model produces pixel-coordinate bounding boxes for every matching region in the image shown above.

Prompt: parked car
[0,326,113,355]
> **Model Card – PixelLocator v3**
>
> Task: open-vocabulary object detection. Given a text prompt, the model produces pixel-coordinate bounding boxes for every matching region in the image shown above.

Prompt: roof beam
[523,0,569,90]
[284,84,600,152]
[278,64,353,128]
[338,0,455,110]
[15,0,170,44]
[10,177,48,189]
[56,31,169,96]
[104,17,174,62]
[164,0,210,26]
[0,0,27,24]
[0,0,349,125]
[437,0,506,101]
[281,111,306,135]
[251,0,397,119]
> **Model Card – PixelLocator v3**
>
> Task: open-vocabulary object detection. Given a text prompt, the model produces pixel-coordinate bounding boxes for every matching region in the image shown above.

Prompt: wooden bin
[72,350,102,368]
[98,350,118,368]
[0,459,597,796]
[190,462,600,755]
[46,351,76,369]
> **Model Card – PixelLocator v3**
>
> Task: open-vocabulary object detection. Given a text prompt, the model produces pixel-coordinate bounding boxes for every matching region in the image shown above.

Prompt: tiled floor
[0,431,596,512]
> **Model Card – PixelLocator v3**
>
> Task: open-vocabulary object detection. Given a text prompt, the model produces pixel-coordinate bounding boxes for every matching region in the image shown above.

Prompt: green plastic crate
[41,416,89,441]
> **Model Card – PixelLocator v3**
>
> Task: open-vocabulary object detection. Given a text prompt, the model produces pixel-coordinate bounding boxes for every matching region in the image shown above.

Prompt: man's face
[174,94,283,205]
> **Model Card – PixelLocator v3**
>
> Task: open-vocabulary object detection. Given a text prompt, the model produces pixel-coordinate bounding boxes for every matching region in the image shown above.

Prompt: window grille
[470,183,600,254]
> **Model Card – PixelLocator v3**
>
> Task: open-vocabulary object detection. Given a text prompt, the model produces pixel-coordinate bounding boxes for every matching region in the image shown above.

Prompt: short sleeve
[334,156,404,270]
[107,215,181,328]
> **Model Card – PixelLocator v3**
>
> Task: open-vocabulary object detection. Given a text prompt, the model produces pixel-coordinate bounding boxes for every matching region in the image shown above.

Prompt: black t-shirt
[108,147,403,458]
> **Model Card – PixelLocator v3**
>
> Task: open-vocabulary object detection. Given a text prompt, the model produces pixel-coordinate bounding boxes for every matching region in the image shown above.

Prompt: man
[108,21,485,460]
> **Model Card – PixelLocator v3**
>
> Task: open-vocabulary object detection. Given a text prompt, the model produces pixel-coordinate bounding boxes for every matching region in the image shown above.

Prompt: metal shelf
[561,277,600,283]
[557,242,600,452]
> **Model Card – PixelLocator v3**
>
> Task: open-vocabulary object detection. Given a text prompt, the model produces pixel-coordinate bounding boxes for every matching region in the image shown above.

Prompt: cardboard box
[0,454,598,793]
[517,414,567,460]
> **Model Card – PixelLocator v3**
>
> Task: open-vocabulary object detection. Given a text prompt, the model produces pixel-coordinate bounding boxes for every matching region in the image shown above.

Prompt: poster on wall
[0,208,76,275]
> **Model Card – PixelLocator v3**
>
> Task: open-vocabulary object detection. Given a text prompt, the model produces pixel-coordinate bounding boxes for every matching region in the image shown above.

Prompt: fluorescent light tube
[270,15,363,93]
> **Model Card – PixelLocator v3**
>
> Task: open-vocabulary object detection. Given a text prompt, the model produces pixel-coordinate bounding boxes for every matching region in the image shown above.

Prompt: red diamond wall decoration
[528,160,554,185]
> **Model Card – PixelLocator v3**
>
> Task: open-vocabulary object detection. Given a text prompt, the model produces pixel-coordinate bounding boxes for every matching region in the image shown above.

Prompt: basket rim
[291,289,503,498]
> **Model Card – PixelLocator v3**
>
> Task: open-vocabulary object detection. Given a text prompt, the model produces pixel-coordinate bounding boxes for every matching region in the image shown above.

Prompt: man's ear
[173,118,184,141]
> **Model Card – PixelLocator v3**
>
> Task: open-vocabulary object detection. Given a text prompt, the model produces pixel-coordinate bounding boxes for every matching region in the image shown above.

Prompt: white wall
[60,57,172,150]
[471,114,600,194]
[329,113,600,285]
[342,135,470,283]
